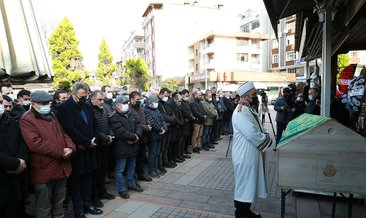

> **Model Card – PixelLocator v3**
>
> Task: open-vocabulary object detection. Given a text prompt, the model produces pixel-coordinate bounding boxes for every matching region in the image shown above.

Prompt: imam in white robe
[232,105,268,203]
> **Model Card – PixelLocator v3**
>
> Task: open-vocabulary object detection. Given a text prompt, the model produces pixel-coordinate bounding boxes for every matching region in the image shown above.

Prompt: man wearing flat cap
[231,82,272,218]
[20,90,76,218]
[109,95,143,199]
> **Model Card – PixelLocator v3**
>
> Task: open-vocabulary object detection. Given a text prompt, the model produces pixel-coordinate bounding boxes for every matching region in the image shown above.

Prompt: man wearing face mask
[129,91,153,182]
[304,88,320,115]
[101,85,115,115]
[16,89,31,111]
[274,87,293,146]
[170,92,185,162]
[0,93,29,218]
[190,89,207,153]
[292,93,306,119]
[144,95,167,178]
[201,91,218,151]
[158,88,177,169]
[88,90,115,208]
[109,95,143,199]
[19,90,76,218]
[232,82,272,218]
[57,82,102,218]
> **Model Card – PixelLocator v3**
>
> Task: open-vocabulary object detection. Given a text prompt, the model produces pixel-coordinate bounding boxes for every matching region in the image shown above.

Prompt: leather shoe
[208,145,215,149]
[163,163,175,168]
[193,148,200,153]
[137,175,152,182]
[149,171,160,178]
[159,168,167,173]
[182,154,191,159]
[202,146,209,151]
[173,158,183,163]
[92,199,104,208]
[99,192,115,200]
[129,184,144,192]
[185,151,192,154]
[119,191,130,199]
[212,142,218,145]
[156,169,165,175]
[84,206,103,215]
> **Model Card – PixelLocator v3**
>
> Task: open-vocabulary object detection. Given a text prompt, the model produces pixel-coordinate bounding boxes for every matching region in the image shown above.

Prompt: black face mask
[133,100,141,108]
[78,96,87,105]
[250,96,259,106]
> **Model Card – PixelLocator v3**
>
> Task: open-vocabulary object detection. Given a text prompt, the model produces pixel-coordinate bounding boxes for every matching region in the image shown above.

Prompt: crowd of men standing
[0,81,238,218]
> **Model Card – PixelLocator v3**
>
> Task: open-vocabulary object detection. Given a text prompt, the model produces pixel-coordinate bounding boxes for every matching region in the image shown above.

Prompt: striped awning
[0,0,53,84]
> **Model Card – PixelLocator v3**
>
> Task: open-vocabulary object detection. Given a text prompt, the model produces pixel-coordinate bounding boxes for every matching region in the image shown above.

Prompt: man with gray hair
[57,82,103,217]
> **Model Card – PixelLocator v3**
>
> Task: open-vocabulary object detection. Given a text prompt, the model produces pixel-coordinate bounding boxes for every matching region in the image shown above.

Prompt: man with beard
[232,82,271,218]
[129,91,153,182]
[274,87,293,147]
[16,89,31,111]
[0,93,29,218]
[51,90,68,115]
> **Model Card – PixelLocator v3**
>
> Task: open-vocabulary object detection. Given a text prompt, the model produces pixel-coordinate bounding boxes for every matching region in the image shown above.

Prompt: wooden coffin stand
[276,114,366,218]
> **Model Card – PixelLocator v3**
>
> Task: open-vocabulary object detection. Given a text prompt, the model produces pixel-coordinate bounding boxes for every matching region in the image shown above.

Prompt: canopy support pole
[321,5,331,117]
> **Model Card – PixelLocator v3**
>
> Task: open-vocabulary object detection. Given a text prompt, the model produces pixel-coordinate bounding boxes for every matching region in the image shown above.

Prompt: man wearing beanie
[20,90,76,218]
[232,82,272,218]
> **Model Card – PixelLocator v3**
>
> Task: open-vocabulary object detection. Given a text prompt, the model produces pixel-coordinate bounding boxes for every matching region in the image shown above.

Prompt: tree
[337,54,350,73]
[123,57,150,91]
[48,17,86,90]
[95,38,118,86]
[161,78,179,92]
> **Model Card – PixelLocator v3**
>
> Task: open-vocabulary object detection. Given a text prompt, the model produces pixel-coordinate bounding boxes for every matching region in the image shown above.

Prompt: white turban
[236,82,255,97]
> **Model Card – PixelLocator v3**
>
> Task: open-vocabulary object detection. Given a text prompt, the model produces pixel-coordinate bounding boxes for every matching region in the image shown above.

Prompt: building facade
[142,2,237,87]
[121,30,144,63]
[188,31,296,92]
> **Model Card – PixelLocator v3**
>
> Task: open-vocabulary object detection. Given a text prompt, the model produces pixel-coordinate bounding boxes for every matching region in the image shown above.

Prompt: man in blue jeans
[109,96,143,199]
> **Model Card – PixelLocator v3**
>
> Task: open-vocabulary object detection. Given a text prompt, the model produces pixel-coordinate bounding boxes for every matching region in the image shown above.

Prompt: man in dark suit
[57,82,103,218]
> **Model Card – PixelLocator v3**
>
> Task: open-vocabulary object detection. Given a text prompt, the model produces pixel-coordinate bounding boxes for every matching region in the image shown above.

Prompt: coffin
[277,113,366,194]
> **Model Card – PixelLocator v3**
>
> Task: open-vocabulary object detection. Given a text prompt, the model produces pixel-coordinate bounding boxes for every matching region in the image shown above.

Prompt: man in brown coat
[20,90,76,218]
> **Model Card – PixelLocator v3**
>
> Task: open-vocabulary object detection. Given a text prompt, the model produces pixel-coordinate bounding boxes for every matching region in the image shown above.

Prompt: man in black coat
[129,91,153,182]
[274,87,294,146]
[180,89,194,155]
[57,82,102,218]
[222,92,235,134]
[0,93,28,218]
[88,90,115,208]
[109,95,143,199]
[158,88,177,169]
[170,92,185,162]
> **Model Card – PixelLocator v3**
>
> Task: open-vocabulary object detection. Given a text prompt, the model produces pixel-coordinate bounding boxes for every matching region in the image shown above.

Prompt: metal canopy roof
[263,0,366,60]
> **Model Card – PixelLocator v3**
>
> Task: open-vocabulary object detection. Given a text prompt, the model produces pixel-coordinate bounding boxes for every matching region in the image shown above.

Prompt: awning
[0,0,53,84]
[263,0,366,59]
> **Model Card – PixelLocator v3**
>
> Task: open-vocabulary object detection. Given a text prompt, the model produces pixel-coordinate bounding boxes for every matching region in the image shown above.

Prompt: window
[272,54,278,63]
[286,34,295,46]
[252,20,260,29]
[286,21,295,33]
[240,24,250,33]
[286,51,296,61]
[251,39,260,48]
[195,64,198,71]
[237,53,249,62]
[251,54,260,64]
[236,38,249,46]
[195,49,198,56]
[272,39,278,49]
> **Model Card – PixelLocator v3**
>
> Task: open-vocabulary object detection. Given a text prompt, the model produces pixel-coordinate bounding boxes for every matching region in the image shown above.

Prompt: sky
[33,0,265,71]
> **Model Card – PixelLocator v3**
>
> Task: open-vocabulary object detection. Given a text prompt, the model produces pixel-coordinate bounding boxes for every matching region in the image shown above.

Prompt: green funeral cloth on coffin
[278,113,329,146]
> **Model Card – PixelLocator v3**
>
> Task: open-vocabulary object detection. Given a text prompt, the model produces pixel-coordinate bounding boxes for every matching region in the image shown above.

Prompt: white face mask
[0,104,4,116]
[106,92,113,100]
[23,100,30,106]
[152,102,159,109]
[162,97,168,102]
[183,97,188,101]
[208,98,212,102]
[296,97,303,101]
[38,104,51,115]
[121,104,129,113]
[216,98,219,101]
[308,95,315,101]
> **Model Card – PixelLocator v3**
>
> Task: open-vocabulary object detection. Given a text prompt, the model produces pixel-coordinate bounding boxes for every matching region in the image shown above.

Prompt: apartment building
[188,31,295,91]
[121,30,144,63]
[142,2,237,87]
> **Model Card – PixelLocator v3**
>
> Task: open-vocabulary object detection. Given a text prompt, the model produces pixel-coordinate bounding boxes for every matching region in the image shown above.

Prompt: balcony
[202,44,215,55]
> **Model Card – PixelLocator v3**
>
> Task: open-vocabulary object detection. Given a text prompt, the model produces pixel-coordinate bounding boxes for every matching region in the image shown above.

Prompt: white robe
[232,105,268,203]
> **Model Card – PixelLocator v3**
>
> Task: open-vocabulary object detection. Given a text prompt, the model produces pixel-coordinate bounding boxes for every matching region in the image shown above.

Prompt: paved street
[32,106,365,218]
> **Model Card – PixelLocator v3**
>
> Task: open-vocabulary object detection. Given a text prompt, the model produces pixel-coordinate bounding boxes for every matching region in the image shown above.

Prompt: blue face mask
[139,99,145,107]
